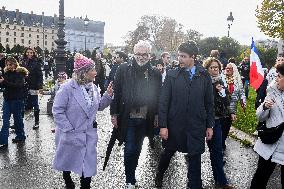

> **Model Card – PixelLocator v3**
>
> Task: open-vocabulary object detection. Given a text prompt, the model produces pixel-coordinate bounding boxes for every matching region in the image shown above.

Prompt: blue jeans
[124,118,146,185]
[0,100,25,145]
[207,119,228,185]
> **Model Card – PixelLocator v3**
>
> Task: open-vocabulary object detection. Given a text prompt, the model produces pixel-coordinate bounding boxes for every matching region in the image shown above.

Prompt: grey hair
[134,40,152,53]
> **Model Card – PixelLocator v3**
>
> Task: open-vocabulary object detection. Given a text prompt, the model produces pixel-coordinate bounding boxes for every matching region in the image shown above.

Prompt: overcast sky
[1,0,272,46]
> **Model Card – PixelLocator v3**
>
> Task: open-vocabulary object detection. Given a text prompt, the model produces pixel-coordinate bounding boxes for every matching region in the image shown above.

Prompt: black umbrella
[103,127,121,171]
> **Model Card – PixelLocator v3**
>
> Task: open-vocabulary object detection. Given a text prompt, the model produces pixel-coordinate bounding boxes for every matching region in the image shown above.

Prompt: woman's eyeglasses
[209,66,219,70]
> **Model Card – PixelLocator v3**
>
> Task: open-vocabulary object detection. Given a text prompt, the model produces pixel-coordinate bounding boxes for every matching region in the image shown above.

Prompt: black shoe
[0,144,8,150]
[12,138,26,143]
[33,123,39,130]
[65,182,75,189]
[155,173,163,188]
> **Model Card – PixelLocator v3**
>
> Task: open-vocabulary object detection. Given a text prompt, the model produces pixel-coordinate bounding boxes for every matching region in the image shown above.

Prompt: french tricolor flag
[250,38,264,90]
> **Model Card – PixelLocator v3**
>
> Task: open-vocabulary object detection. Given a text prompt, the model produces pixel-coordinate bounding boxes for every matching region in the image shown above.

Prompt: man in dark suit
[156,41,214,189]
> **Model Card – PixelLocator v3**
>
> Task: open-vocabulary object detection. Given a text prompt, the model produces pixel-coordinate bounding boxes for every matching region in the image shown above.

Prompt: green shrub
[232,87,258,134]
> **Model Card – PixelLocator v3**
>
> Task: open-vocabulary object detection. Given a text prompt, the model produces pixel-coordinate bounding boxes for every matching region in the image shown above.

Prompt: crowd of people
[0,40,283,189]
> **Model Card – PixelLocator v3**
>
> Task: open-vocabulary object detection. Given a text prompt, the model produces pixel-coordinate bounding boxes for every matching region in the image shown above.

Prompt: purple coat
[52,79,112,177]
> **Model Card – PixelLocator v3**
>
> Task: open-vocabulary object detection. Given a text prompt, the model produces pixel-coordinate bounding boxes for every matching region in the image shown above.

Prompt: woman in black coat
[21,47,43,129]
[203,57,234,189]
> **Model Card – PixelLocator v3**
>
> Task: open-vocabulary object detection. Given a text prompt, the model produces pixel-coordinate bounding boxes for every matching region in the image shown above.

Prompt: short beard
[136,60,148,66]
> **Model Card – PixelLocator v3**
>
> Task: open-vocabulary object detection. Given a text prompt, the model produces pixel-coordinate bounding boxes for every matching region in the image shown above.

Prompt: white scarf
[80,82,94,106]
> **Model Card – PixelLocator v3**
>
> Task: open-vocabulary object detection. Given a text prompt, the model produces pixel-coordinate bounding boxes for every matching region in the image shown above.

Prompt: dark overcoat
[110,59,162,142]
[159,65,214,155]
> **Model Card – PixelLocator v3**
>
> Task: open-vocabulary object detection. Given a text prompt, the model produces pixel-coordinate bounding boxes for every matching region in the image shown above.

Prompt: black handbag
[257,122,284,144]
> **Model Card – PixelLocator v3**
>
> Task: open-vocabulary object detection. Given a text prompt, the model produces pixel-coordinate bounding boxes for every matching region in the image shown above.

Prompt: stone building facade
[0,6,105,53]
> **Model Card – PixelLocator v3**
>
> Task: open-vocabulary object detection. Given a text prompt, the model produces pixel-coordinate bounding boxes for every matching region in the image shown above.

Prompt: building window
[21,27,24,31]
[37,35,39,38]
[29,34,31,37]
[45,41,47,45]
[14,38,16,43]
[37,29,39,32]
[6,32,9,36]
[14,32,16,36]
[45,35,47,39]
[6,38,9,42]
[37,40,39,45]
[52,30,54,34]
[29,28,31,31]
[14,26,16,30]
[21,33,24,37]
[21,39,24,44]
[6,25,9,29]
[28,40,31,44]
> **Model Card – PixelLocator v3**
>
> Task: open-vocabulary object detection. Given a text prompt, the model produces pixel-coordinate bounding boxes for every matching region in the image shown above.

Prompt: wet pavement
[0,95,282,189]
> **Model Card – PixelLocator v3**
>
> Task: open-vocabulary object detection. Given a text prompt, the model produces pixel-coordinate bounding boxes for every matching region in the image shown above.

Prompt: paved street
[0,95,282,189]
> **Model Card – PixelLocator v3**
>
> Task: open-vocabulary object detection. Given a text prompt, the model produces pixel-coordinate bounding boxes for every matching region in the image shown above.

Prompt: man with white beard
[110,41,162,189]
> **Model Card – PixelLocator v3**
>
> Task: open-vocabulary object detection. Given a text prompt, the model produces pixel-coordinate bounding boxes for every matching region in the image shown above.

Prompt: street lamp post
[41,12,45,62]
[227,12,234,38]
[84,15,89,53]
[54,0,67,78]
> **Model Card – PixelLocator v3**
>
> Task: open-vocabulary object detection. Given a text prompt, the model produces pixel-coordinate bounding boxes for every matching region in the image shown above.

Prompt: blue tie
[188,70,192,80]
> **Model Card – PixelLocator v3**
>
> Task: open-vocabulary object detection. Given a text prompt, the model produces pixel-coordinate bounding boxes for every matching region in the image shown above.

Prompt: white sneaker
[125,183,135,189]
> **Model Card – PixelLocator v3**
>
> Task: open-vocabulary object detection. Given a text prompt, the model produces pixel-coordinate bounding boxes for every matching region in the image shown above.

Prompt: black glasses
[209,66,219,70]
[134,53,149,58]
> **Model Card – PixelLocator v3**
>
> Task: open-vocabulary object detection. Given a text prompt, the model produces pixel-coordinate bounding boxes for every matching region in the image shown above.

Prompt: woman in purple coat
[52,53,113,189]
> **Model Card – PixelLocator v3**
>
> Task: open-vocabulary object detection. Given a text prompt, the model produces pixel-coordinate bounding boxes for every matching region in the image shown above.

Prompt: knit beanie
[73,53,95,73]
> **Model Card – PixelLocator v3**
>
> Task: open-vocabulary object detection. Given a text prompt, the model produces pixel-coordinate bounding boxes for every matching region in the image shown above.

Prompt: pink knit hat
[73,53,95,73]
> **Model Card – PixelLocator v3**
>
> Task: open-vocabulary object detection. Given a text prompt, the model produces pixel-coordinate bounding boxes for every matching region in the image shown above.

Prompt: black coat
[1,67,28,101]
[110,59,162,142]
[159,65,214,155]
[22,58,43,90]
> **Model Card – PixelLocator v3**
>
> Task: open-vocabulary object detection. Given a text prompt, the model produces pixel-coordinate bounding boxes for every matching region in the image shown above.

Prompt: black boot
[33,109,40,130]
[63,171,75,189]
[80,176,91,189]
[155,173,163,188]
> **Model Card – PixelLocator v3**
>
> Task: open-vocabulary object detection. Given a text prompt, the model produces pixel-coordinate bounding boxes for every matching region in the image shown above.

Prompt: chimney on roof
[2,6,5,11]
[31,11,33,15]
[16,9,20,21]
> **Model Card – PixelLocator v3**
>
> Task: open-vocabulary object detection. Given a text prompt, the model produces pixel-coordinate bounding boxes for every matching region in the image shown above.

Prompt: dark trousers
[242,79,249,98]
[207,119,228,185]
[63,171,92,189]
[221,117,232,150]
[124,118,146,185]
[25,94,39,110]
[157,148,202,189]
[24,94,40,124]
[250,156,284,189]
[0,100,25,145]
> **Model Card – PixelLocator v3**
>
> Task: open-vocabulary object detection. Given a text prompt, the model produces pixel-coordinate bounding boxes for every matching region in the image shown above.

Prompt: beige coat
[254,81,284,164]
